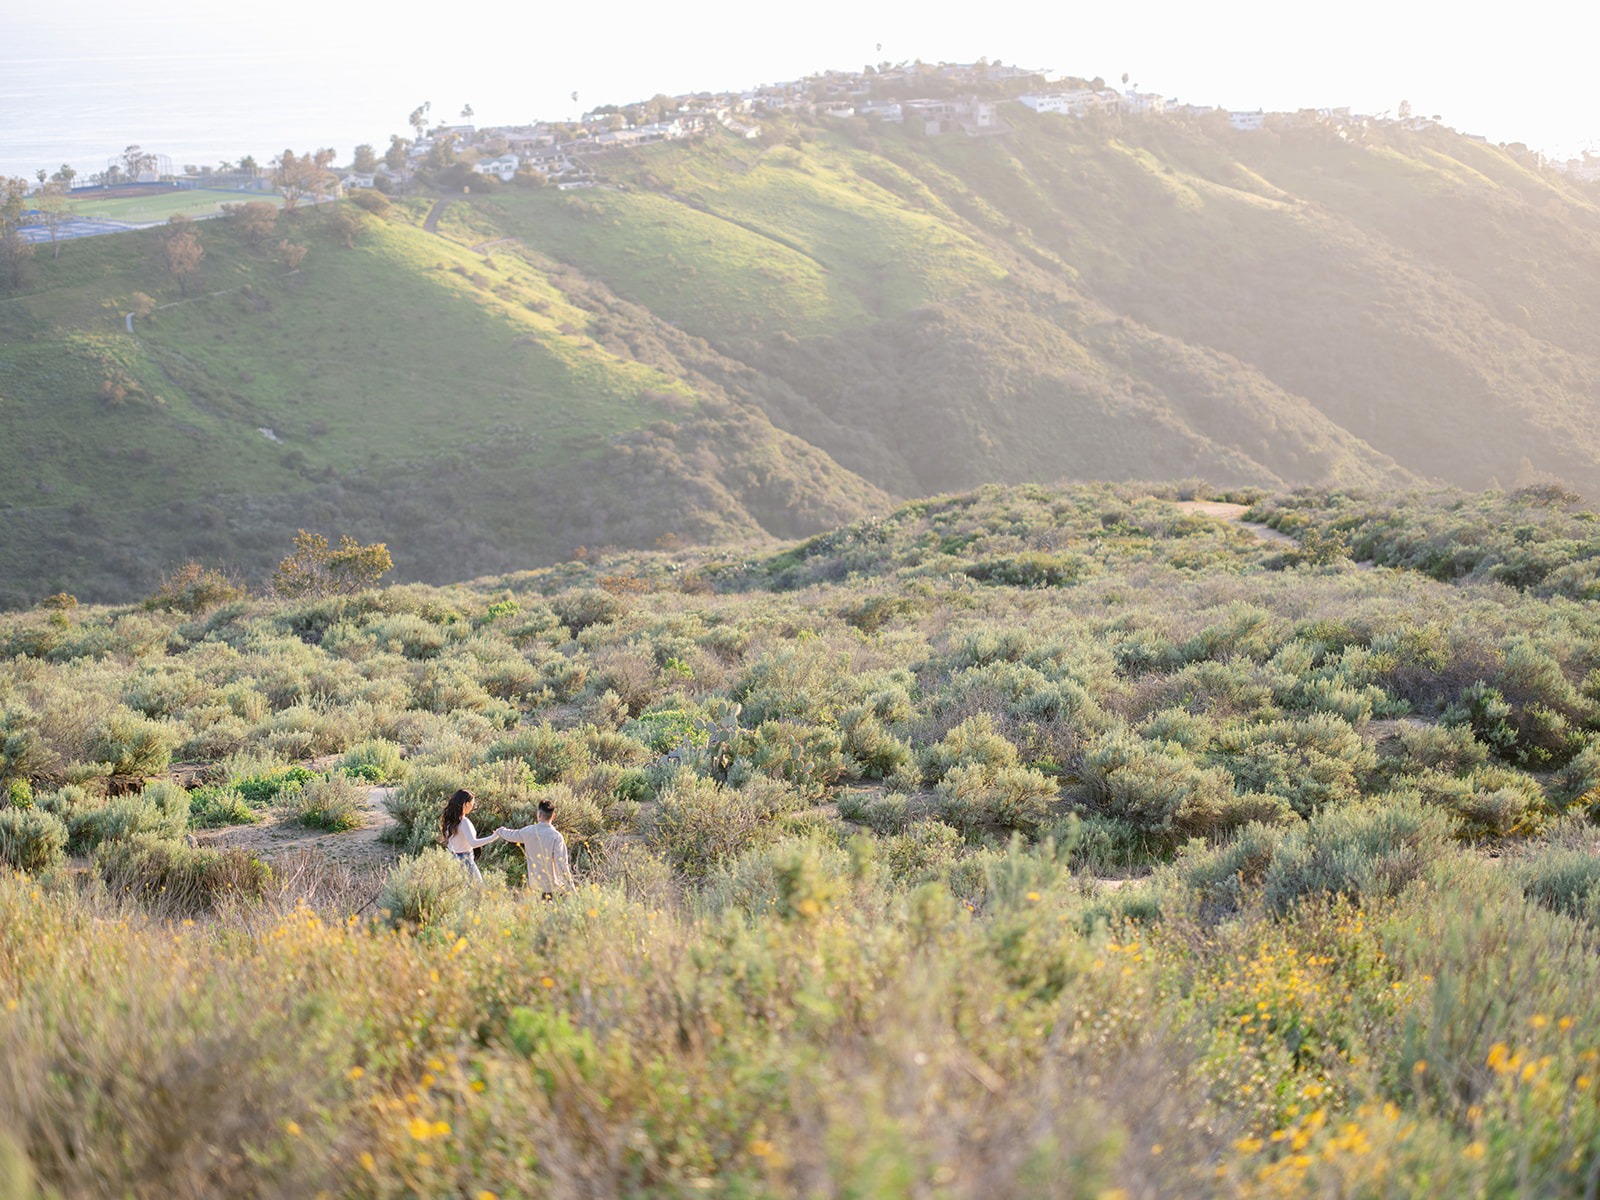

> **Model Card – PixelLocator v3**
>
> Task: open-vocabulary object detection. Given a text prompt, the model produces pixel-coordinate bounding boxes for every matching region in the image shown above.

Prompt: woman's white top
[446,816,497,854]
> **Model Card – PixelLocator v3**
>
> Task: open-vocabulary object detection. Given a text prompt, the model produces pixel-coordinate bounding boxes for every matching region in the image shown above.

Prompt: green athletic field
[63,188,285,222]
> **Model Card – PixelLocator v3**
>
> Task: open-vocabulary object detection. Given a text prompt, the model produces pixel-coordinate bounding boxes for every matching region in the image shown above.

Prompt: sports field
[63,187,283,223]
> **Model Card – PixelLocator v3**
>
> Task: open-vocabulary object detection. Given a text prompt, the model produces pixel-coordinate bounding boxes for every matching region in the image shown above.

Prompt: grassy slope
[5,113,1600,604]
[0,198,886,603]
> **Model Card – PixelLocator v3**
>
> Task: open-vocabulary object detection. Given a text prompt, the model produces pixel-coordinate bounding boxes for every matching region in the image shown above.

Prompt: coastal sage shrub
[369,612,448,660]
[375,848,474,928]
[735,720,848,799]
[1138,707,1215,754]
[1407,767,1546,839]
[67,781,189,852]
[931,763,1057,835]
[550,588,625,634]
[339,738,407,783]
[385,765,467,852]
[1549,738,1600,808]
[93,835,269,914]
[281,774,366,832]
[878,819,963,886]
[838,791,912,836]
[1261,793,1453,915]
[486,723,585,784]
[840,706,913,780]
[1444,683,1541,765]
[1174,822,1288,917]
[703,837,851,918]
[963,551,1088,588]
[1517,846,1600,921]
[1216,713,1376,816]
[734,643,857,726]
[90,711,177,781]
[1079,729,1234,843]
[0,807,67,873]
[187,785,259,829]
[1393,722,1488,775]
[921,713,1020,784]
[644,775,771,877]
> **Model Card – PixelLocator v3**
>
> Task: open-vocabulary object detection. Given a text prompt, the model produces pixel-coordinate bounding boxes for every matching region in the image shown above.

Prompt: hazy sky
[4,0,1595,177]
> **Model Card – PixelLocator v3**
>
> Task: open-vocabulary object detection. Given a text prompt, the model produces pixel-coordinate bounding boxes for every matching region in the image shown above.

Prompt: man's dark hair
[537,799,556,819]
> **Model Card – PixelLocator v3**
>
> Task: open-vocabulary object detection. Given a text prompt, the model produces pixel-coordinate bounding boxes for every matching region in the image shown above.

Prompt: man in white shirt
[498,800,575,899]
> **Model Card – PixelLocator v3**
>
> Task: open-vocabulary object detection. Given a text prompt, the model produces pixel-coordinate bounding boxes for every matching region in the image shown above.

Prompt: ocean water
[0,35,417,181]
[0,10,740,183]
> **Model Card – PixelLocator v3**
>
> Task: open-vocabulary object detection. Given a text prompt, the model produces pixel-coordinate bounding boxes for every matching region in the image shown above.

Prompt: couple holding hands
[441,788,573,898]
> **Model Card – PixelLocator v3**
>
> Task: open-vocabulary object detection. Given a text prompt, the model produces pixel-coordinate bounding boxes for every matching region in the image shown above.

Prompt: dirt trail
[1173,500,1298,546]
[194,786,400,870]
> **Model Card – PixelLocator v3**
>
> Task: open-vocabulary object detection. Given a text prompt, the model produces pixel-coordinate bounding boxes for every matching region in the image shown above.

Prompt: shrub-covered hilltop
[4,482,1600,1196]
[6,107,1600,604]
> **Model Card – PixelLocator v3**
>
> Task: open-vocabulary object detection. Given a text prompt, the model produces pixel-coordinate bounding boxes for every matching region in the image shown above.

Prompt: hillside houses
[367,57,1428,192]
[903,98,999,136]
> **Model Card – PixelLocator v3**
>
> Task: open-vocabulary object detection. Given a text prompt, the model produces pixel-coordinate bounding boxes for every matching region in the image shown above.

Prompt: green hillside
[4,108,1600,605]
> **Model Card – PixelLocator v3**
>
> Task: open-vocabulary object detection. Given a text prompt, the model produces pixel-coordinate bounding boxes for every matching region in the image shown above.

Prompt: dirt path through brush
[194,785,399,870]
[1173,500,1299,546]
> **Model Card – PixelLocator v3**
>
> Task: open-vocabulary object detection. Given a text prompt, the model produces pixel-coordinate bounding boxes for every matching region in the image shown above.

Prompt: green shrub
[1080,730,1235,842]
[921,713,1020,784]
[93,835,269,913]
[839,791,912,835]
[1138,708,1215,753]
[1218,713,1375,816]
[840,707,914,779]
[0,807,68,873]
[68,781,189,851]
[1394,722,1489,775]
[879,819,963,885]
[1174,822,1288,915]
[375,848,473,927]
[550,588,625,633]
[339,738,407,783]
[348,188,390,214]
[1549,738,1600,808]
[233,765,315,805]
[143,562,245,613]
[644,775,772,877]
[931,763,1057,835]
[735,644,857,726]
[280,774,366,832]
[1261,793,1453,915]
[736,720,847,799]
[1408,767,1546,838]
[964,551,1088,588]
[486,723,585,784]
[1517,847,1600,920]
[187,785,260,829]
[625,708,706,754]
[1067,815,1163,874]
[703,836,851,918]
[90,711,177,781]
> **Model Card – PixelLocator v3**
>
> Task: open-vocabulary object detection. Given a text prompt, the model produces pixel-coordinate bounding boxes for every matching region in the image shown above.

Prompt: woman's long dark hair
[441,788,475,842]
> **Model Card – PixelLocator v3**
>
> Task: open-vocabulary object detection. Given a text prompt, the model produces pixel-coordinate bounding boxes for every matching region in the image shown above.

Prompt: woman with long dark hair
[441,788,497,883]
